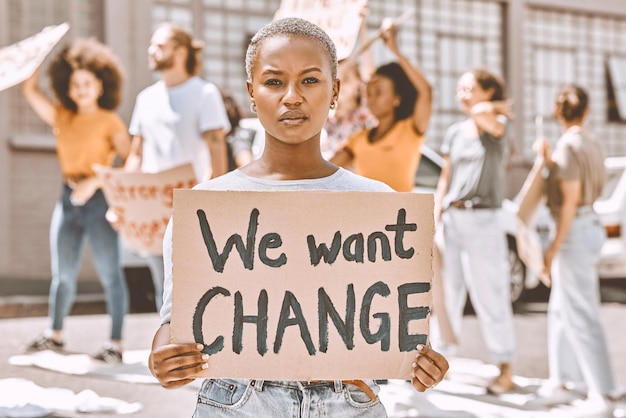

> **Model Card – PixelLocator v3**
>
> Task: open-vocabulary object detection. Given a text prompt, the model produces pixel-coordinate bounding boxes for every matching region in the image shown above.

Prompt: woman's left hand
[70,177,100,206]
[410,344,449,392]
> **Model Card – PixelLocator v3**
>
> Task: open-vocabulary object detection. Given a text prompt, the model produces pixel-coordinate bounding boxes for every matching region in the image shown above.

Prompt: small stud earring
[250,102,257,113]
[330,100,337,110]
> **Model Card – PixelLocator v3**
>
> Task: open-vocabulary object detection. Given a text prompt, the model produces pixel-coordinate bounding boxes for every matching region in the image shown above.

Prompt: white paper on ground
[0,378,142,415]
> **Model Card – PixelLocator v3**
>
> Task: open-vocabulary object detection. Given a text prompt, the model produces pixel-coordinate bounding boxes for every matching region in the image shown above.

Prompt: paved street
[0,282,624,417]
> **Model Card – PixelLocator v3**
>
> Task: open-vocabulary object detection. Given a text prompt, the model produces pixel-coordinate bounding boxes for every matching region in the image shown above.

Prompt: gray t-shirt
[441,117,508,209]
[546,127,606,217]
[159,168,393,323]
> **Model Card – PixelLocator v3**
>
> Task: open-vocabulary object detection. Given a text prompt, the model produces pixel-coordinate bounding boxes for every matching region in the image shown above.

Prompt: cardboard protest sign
[515,156,549,283]
[95,164,197,256]
[171,190,434,380]
[0,23,69,92]
[274,0,366,61]
[518,157,546,227]
[515,217,546,283]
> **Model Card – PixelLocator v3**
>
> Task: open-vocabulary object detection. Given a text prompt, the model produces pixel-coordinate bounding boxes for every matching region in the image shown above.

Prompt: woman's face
[365,75,398,120]
[68,69,102,110]
[247,34,338,146]
[456,72,492,112]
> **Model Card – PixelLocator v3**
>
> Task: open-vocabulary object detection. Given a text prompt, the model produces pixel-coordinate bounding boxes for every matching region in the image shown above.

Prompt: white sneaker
[571,397,614,418]
[608,392,626,418]
[531,382,585,407]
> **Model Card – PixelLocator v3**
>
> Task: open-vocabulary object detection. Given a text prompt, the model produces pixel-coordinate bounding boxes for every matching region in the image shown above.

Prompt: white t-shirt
[159,168,393,323]
[129,76,231,180]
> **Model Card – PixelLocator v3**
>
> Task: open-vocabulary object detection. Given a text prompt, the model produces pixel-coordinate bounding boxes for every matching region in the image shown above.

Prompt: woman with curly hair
[21,38,131,363]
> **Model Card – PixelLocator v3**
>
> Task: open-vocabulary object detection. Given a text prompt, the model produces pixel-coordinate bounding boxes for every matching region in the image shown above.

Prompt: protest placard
[94,164,197,256]
[0,23,69,92]
[171,190,434,380]
[517,157,546,227]
[273,0,367,60]
[515,156,549,284]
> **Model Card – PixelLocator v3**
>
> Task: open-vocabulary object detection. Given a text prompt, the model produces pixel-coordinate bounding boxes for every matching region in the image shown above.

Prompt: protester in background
[125,22,230,181]
[148,18,449,416]
[221,89,255,171]
[321,59,377,161]
[434,68,515,394]
[21,38,130,363]
[321,5,376,160]
[330,18,432,192]
[535,85,622,414]
[122,22,230,312]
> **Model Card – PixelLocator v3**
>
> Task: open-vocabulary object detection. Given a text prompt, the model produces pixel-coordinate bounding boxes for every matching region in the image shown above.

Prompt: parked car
[593,157,626,279]
[413,144,541,305]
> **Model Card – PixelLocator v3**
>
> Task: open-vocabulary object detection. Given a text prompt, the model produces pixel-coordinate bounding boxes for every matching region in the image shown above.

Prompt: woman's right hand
[20,65,56,126]
[149,324,209,389]
[532,137,552,163]
[149,342,209,389]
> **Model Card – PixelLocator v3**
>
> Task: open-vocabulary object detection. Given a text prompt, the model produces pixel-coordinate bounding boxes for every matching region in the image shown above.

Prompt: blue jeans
[48,184,128,340]
[193,379,386,417]
[548,212,615,396]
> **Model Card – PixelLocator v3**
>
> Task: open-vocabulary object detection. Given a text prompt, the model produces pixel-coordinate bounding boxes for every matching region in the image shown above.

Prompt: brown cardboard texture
[515,157,549,284]
[94,163,196,256]
[517,157,546,226]
[171,189,434,381]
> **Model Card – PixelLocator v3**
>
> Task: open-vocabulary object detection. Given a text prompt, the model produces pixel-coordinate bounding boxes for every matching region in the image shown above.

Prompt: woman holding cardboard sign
[535,85,620,413]
[20,38,130,363]
[149,17,448,417]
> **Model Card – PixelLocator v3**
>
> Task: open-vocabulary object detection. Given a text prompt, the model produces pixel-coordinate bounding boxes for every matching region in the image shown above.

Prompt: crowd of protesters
[15,9,622,417]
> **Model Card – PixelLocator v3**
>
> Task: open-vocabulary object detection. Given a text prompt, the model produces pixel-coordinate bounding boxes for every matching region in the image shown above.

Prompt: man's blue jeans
[48,184,128,340]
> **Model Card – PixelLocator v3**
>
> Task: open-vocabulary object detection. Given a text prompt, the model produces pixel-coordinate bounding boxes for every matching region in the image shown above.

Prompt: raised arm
[380,18,432,135]
[357,7,375,83]
[470,100,512,139]
[21,68,56,126]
